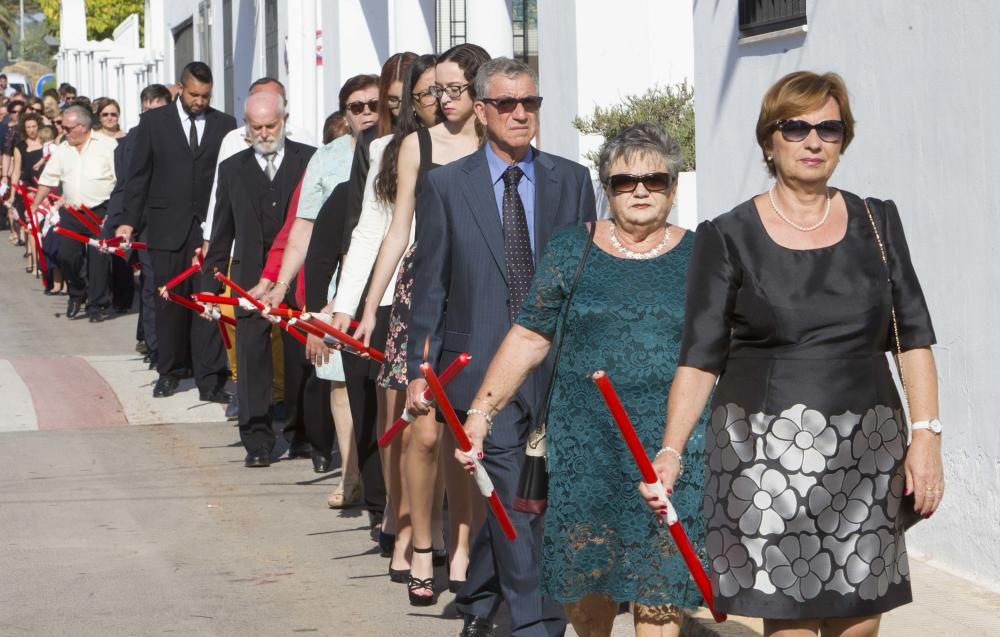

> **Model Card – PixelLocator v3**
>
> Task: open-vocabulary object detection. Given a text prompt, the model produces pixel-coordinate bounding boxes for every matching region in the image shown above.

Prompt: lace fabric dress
[680,191,936,619]
[516,225,707,608]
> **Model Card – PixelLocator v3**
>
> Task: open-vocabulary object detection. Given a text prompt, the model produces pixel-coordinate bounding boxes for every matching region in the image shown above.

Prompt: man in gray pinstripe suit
[407,58,596,637]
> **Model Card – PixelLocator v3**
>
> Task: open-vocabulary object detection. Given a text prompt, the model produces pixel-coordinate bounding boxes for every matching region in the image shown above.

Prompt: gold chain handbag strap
[861,198,910,420]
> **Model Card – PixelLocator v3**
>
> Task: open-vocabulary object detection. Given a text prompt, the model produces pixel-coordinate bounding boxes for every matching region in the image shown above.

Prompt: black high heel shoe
[407,547,437,606]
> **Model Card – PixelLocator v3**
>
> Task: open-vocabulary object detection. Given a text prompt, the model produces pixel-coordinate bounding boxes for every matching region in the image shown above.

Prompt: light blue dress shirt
[485,142,537,253]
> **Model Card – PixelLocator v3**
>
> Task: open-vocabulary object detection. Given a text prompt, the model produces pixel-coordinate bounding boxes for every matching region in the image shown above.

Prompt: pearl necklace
[768,184,831,232]
[608,222,671,260]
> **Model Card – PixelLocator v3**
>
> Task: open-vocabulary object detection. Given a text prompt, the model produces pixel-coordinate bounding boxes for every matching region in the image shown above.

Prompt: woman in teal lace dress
[459,123,706,636]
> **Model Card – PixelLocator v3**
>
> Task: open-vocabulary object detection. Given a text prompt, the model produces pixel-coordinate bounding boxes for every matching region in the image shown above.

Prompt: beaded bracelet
[466,408,494,436]
[654,446,684,476]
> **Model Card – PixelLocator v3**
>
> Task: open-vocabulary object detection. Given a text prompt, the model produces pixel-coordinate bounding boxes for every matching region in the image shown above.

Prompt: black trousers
[235,312,276,454]
[85,204,111,311]
[111,252,136,311]
[55,233,87,303]
[280,329,334,454]
[149,220,228,392]
[136,247,157,350]
[456,403,566,636]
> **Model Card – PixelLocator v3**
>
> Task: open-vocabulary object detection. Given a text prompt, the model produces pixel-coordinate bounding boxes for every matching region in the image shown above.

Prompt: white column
[391,0,435,54]
[466,0,513,58]
[286,0,319,142]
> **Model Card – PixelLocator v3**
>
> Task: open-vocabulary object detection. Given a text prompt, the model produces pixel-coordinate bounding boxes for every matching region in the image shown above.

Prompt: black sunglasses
[345,99,378,115]
[480,96,543,114]
[605,172,673,194]
[776,119,846,143]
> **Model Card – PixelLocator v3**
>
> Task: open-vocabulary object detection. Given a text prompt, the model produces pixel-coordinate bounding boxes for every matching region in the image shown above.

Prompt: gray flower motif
[764,534,832,602]
[706,528,755,597]
[765,404,838,473]
[709,403,755,472]
[845,529,898,600]
[808,469,873,538]
[728,465,798,535]
[852,406,906,475]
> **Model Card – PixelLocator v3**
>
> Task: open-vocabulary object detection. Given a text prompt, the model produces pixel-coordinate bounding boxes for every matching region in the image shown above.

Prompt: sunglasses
[101,112,119,118]
[775,119,846,143]
[480,96,543,114]
[345,99,378,115]
[605,172,673,194]
[411,87,438,107]
[429,83,471,100]
[9,109,21,115]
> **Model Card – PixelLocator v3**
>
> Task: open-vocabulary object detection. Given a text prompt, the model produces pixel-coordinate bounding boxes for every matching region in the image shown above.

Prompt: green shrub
[572,81,695,172]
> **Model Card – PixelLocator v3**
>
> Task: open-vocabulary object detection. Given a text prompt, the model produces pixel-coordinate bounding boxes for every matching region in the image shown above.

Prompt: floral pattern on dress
[765,404,839,473]
[845,529,899,600]
[852,405,905,476]
[707,527,755,597]
[709,403,754,472]
[763,534,833,602]
[808,469,873,538]
[728,464,798,536]
[377,243,416,389]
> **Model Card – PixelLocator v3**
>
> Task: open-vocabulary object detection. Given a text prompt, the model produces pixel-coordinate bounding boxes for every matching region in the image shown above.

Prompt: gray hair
[63,104,93,128]
[598,123,683,186]
[473,57,538,101]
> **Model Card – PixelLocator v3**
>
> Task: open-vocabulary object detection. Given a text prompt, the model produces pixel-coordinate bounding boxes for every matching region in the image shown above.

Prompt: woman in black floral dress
[641,72,944,636]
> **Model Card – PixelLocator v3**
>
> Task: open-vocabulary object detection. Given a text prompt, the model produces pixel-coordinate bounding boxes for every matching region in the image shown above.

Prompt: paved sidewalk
[2,234,998,636]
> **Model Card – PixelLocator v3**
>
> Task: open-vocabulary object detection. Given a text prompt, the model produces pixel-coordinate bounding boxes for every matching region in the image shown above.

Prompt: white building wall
[537,0,695,223]
[693,1,1000,591]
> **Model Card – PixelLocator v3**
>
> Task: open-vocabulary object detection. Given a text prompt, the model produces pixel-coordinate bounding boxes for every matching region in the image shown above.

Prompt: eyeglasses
[411,87,438,107]
[480,96,543,114]
[385,95,402,108]
[30,106,42,113]
[345,99,378,115]
[605,172,673,194]
[429,84,471,100]
[775,119,846,143]
[101,112,119,118]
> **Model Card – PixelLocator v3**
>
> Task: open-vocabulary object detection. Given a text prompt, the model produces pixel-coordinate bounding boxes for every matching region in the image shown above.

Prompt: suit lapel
[532,150,561,263]
[460,148,508,285]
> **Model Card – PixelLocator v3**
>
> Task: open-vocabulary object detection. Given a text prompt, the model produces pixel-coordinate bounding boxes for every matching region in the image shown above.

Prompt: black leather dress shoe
[88,310,105,323]
[312,453,333,473]
[460,617,494,637]
[66,298,82,318]
[199,387,232,404]
[244,452,271,468]
[152,375,179,398]
[225,394,239,421]
[286,441,311,459]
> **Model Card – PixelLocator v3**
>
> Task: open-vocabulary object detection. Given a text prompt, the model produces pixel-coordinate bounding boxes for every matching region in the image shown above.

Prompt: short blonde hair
[756,71,855,176]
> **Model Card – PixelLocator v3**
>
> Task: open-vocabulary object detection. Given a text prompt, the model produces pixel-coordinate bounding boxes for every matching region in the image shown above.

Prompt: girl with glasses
[330,43,491,607]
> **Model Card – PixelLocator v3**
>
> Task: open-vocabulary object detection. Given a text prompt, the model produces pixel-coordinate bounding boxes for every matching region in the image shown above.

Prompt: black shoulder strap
[416,126,433,171]
[537,222,598,427]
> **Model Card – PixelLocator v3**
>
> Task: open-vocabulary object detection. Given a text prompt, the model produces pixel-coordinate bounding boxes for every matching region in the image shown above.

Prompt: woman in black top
[13,112,46,275]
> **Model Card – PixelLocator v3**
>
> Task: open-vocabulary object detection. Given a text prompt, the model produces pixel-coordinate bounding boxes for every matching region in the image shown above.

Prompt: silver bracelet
[466,408,495,435]
[654,446,684,475]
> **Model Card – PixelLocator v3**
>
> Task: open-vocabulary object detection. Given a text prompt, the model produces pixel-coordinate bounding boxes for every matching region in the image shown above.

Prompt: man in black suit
[115,62,236,400]
[106,83,173,365]
[202,91,316,467]
[406,58,596,637]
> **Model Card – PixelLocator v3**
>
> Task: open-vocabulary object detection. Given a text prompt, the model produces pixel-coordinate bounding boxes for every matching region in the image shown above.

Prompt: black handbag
[514,222,597,515]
